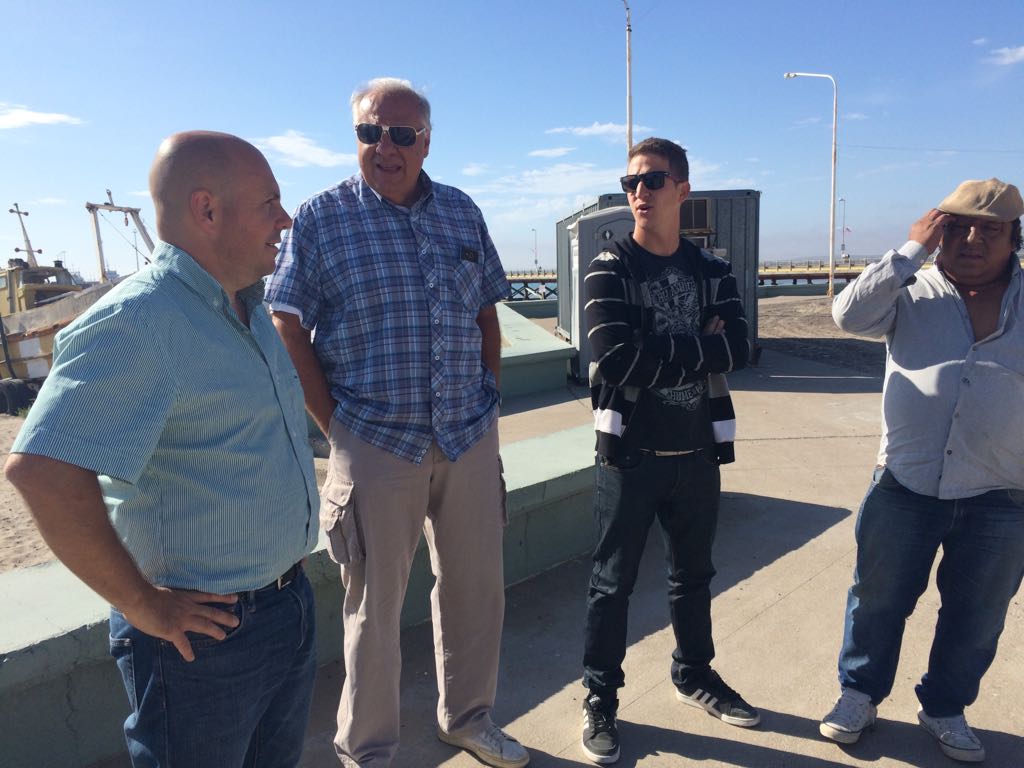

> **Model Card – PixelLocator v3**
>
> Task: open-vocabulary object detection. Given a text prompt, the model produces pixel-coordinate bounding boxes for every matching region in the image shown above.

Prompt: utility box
[556,190,760,382]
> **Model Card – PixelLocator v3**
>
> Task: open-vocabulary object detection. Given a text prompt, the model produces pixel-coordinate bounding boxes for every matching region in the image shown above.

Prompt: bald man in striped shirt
[5,131,320,768]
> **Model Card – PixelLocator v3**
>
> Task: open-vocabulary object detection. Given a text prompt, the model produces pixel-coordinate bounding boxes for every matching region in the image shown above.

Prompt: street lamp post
[531,227,538,271]
[622,0,632,154]
[839,197,847,260]
[784,71,839,297]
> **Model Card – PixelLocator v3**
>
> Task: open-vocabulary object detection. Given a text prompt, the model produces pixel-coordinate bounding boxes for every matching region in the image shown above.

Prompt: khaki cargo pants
[322,418,507,767]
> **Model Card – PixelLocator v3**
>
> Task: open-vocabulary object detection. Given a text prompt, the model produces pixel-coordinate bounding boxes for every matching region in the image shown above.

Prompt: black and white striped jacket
[585,237,749,463]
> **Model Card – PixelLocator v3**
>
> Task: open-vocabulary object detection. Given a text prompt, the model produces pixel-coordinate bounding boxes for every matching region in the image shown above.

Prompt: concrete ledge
[0,425,596,768]
[496,302,574,398]
[501,298,557,319]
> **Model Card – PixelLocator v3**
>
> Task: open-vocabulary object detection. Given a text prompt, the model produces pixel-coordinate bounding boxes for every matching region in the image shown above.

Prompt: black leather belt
[252,562,302,593]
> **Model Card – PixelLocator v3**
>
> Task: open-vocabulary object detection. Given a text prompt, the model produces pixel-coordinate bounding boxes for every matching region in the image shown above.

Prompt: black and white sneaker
[675,668,760,727]
[581,692,619,764]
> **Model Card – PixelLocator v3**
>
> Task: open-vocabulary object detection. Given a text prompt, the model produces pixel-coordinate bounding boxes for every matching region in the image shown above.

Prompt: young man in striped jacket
[579,137,754,765]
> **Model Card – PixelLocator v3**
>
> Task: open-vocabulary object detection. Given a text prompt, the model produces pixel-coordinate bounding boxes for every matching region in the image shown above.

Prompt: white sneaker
[819,688,877,744]
[438,721,530,768]
[917,708,985,763]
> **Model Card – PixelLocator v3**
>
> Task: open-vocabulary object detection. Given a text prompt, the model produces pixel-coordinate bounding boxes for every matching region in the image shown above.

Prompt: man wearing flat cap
[819,178,1024,763]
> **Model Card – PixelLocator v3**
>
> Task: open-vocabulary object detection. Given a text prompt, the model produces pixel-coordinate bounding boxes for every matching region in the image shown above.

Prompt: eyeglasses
[945,219,1005,240]
[354,123,427,147]
[619,171,680,193]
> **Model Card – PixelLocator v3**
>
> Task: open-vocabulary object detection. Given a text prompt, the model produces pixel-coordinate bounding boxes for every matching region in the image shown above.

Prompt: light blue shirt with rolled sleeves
[833,240,1024,499]
[12,242,319,593]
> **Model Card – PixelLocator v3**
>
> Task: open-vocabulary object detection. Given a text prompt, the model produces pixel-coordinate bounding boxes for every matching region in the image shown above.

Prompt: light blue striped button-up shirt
[834,240,1024,499]
[13,243,319,593]
[266,172,509,464]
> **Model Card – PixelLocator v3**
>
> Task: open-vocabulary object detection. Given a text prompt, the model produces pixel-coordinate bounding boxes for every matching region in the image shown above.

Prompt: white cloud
[988,46,1024,65]
[0,103,82,130]
[462,163,488,176]
[467,162,620,200]
[855,161,923,179]
[545,121,653,141]
[32,197,66,205]
[132,190,151,198]
[717,177,756,188]
[528,147,575,158]
[844,112,869,121]
[254,130,355,168]
[792,116,822,127]
[972,37,988,46]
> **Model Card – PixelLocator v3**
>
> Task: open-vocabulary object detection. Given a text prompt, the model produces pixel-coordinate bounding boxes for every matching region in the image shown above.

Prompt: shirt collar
[153,240,266,310]
[356,171,435,211]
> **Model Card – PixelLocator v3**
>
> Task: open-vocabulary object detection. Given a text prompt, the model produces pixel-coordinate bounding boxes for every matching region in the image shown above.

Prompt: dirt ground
[756,294,885,376]
[0,414,48,573]
[0,295,885,576]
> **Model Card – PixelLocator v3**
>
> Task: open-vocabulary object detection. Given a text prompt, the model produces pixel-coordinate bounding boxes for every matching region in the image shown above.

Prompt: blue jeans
[582,448,720,698]
[108,569,317,767]
[838,467,1024,716]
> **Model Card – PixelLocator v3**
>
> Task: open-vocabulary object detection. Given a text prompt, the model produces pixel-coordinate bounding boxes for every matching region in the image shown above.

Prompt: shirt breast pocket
[453,258,483,313]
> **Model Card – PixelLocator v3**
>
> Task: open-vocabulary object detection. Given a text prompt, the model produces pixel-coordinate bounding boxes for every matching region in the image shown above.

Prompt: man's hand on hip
[123,587,240,662]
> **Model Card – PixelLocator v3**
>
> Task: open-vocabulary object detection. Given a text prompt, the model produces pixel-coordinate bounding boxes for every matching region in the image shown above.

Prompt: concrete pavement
[298,348,1024,768]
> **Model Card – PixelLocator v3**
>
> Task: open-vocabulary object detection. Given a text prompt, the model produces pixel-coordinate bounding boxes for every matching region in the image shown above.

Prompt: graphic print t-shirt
[620,237,714,453]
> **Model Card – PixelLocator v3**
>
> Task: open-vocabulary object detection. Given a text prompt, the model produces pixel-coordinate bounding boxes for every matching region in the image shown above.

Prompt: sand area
[0,295,884,576]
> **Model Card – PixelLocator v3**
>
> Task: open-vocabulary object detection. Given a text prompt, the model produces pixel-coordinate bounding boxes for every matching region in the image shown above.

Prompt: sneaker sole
[916,718,985,763]
[819,720,869,744]
[675,689,761,727]
[581,742,620,765]
[437,728,530,768]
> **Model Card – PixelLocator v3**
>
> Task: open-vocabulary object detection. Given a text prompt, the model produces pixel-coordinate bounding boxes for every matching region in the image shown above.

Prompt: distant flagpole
[623,0,632,155]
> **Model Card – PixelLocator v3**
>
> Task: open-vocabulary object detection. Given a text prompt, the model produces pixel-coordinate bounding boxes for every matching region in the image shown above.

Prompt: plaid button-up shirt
[266,172,509,463]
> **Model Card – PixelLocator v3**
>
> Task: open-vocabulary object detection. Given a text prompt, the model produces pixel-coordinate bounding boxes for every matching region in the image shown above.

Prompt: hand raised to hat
[122,586,240,663]
[909,209,951,254]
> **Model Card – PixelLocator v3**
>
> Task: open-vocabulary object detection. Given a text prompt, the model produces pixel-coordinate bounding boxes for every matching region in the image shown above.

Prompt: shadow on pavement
[733,349,883,395]
[617,714,852,768]
[301,492,850,766]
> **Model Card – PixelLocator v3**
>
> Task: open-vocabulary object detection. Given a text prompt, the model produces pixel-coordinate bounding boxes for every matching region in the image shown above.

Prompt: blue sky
[2,0,1023,280]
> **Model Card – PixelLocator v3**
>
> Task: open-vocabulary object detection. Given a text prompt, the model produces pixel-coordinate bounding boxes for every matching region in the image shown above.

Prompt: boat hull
[1,282,117,382]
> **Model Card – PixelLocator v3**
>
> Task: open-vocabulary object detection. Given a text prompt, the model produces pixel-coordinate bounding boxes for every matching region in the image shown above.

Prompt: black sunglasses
[354,123,427,147]
[619,171,679,193]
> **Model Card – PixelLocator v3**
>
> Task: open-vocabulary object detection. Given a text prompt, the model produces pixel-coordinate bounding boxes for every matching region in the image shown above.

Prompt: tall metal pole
[839,197,847,259]
[623,0,632,154]
[784,72,839,297]
[531,227,538,271]
[8,203,42,267]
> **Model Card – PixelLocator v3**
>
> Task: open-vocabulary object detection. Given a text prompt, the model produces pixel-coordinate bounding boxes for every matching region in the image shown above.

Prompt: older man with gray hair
[266,78,527,768]
[821,178,1024,763]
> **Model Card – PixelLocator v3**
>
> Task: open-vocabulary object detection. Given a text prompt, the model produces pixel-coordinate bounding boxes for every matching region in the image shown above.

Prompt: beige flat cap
[938,178,1023,221]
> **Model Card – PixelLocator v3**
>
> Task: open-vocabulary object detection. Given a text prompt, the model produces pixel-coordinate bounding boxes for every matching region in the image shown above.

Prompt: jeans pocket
[109,636,137,711]
[607,451,646,471]
[1006,488,1024,508]
[872,465,901,488]
[184,599,246,651]
[321,476,364,565]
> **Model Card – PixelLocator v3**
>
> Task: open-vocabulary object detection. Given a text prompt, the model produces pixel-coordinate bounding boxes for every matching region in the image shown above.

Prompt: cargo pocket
[321,477,365,565]
[498,454,509,526]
